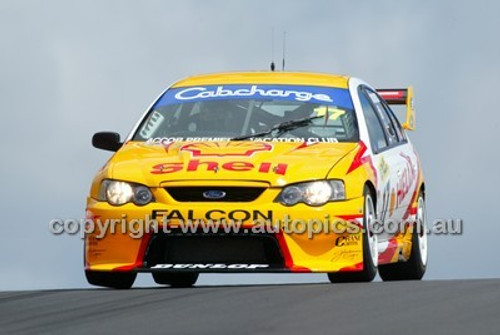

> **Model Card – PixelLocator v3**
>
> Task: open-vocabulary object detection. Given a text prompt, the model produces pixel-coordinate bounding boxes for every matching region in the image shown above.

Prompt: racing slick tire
[85,270,136,289]
[378,192,428,281]
[328,186,378,283]
[152,272,199,288]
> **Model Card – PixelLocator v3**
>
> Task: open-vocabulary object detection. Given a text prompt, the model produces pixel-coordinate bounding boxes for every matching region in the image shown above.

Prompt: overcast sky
[1,1,499,290]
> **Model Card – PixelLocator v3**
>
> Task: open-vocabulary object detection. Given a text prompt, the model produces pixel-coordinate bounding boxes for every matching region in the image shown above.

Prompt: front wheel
[379,192,428,281]
[152,272,199,288]
[328,186,378,283]
[85,270,136,289]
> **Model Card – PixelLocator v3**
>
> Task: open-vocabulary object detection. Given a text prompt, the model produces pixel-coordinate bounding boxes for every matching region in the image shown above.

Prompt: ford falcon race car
[85,72,427,288]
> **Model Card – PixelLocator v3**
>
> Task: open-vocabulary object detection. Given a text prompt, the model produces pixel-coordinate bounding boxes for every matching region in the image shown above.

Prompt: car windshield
[133,84,359,143]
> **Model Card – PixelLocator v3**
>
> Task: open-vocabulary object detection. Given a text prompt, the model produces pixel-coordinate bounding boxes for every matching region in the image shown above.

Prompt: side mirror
[92,132,122,151]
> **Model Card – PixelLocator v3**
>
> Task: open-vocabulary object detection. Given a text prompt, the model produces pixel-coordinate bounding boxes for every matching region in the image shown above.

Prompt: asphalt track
[1,279,499,335]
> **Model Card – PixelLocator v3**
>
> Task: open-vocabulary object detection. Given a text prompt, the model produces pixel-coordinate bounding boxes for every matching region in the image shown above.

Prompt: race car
[85,72,427,288]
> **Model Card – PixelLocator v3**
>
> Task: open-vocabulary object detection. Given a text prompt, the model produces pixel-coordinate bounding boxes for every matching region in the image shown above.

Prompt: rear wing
[376,86,415,131]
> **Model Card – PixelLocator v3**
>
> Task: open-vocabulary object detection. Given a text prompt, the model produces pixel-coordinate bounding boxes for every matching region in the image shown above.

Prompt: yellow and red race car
[85,72,427,288]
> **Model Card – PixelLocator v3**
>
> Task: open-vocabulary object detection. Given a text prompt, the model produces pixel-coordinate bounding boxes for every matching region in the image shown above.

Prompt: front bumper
[85,186,365,274]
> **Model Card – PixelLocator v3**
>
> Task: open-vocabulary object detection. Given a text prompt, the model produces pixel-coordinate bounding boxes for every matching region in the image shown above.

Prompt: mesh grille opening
[166,187,265,202]
[145,231,285,268]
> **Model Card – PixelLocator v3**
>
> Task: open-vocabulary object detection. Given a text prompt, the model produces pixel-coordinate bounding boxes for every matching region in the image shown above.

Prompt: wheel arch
[419,182,426,198]
[364,180,377,206]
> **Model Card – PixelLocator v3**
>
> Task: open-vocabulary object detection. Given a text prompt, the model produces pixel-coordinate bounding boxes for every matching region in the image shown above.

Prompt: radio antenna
[282,31,286,71]
[270,28,276,71]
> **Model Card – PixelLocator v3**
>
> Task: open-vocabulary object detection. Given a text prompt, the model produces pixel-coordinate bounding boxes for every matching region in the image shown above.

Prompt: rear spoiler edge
[376,86,415,131]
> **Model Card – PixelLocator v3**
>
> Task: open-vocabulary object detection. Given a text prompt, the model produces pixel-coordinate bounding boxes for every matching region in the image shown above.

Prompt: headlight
[98,180,154,206]
[133,185,154,205]
[276,180,345,206]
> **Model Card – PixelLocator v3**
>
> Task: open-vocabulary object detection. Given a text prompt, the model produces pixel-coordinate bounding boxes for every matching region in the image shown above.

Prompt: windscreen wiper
[231,115,323,141]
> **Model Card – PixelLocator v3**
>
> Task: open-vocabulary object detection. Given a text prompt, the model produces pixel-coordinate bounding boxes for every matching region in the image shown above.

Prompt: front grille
[165,186,265,202]
[145,231,284,268]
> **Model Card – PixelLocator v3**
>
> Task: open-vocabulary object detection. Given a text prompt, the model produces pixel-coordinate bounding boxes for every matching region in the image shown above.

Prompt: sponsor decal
[154,85,354,110]
[380,181,391,222]
[175,85,333,103]
[330,250,360,263]
[152,209,273,222]
[151,263,270,269]
[335,235,361,247]
[151,160,287,175]
[397,153,417,206]
[389,189,397,217]
[378,156,390,182]
[146,137,339,144]
[179,142,272,157]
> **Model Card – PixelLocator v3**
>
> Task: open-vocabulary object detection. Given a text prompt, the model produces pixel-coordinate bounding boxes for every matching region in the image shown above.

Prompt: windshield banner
[154,85,354,109]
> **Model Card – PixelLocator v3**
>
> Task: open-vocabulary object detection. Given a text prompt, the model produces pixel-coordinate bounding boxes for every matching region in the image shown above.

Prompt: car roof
[172,71,350,89]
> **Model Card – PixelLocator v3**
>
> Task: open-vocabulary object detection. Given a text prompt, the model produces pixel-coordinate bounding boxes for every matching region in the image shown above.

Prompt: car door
[359,87,405,243]
[379,98,419,220]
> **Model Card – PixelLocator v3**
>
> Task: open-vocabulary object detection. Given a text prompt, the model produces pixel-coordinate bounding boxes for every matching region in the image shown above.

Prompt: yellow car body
[85,72,425,287]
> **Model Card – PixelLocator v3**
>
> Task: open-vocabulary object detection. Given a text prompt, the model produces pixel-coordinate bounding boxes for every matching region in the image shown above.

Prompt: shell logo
[152,141,287,175]
[179,142,273,157]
